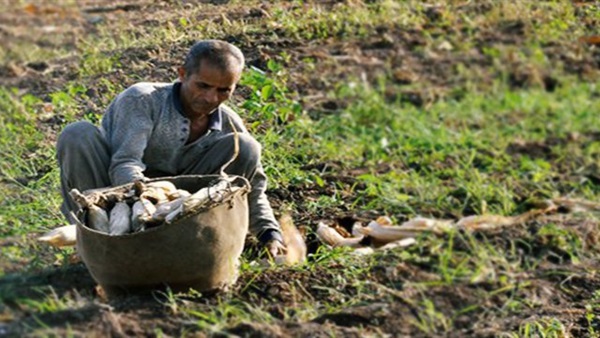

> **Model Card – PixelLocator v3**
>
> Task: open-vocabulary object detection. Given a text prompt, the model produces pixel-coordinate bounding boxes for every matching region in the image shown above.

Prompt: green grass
[250,72,599,216]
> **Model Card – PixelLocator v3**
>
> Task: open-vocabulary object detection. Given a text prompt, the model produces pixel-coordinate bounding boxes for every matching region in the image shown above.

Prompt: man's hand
[265,239,287,258]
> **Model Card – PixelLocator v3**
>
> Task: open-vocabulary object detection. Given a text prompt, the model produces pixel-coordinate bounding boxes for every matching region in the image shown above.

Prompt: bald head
[183,40,245,76]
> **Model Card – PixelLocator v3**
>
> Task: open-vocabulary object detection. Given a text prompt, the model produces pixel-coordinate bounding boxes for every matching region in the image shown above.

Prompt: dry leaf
[24,3,38,14]
[579,36,600,45]
[332,223,352,238]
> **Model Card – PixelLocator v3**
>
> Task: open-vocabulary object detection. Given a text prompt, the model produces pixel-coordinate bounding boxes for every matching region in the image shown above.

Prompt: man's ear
[177,67,186,81]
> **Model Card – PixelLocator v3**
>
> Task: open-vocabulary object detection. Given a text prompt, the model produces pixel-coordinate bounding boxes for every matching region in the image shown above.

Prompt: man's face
[178,59,241,118]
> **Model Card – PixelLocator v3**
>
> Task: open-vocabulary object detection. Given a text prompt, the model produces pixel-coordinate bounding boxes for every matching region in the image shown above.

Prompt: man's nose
[204,89,218,103]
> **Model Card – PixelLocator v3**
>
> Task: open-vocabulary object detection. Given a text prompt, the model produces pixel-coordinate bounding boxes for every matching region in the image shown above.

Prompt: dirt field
[1,1,600,337]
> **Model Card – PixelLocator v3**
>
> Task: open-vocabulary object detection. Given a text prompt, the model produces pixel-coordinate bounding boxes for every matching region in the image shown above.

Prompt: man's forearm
[248,165,283,244]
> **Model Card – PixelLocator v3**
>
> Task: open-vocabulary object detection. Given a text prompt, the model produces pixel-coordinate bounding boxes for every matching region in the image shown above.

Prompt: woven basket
[75,175,250,296]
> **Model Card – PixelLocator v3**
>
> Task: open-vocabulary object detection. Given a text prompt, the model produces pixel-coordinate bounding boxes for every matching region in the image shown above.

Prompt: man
[57,40,286,257]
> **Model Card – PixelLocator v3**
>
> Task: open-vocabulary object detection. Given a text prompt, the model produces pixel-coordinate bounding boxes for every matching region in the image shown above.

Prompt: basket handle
[218,115,240,178]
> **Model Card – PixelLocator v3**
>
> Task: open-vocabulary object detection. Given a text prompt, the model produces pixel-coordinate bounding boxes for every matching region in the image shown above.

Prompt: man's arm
[248,161,284,247]
[220,105,284,250]
[102,93,154,186]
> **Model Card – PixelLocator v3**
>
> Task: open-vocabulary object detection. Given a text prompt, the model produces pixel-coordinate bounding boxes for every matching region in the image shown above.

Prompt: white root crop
[59,180,239,238]
[109,202,132,235]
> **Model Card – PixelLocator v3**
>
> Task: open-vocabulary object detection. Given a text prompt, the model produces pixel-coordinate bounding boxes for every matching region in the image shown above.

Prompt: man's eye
[197,83,210,89]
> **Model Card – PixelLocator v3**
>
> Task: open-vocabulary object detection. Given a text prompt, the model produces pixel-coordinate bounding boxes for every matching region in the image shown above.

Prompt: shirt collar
[172,82,222,131]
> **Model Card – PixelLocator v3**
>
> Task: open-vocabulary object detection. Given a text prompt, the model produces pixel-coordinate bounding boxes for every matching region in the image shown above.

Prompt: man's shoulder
[220,104,242,118]
[219,104,247,129]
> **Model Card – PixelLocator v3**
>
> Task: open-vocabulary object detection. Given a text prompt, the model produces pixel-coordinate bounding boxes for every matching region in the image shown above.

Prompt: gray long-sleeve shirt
[99,82,282,244]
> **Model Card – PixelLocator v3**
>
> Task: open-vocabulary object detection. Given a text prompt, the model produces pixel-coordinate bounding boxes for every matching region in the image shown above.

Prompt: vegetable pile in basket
[70,178,242,235]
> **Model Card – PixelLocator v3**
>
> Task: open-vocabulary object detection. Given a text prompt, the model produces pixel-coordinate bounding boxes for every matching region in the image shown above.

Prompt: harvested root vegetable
[354,217,452,247]
[311,196,591,256]
[352,247,375,255]
[166,189,192,201]
[145,180,177,194]
[83,190,123,210]
[316,222,364,248]
[70,189,109,233]
[147,197,186,224]
[350,238,416,256]
[377,238,417,250]
[316,222,346,246]
[552,197,600,212]
[333,236,365,248]
[88,208,110,233]
[351,222,364,237]
[277,213,307,265]
[140,187,169,204]
[183,179,235,213]
[398,217,454,235]
[37,225,77,247]
[456,215,516,230]
[456,204,557,231]
[109,202,132,235]
[164,205,184,223]
[131,180,172,204]
[131,198,156,232]
[375,216,393,225]
[355,220,416,243]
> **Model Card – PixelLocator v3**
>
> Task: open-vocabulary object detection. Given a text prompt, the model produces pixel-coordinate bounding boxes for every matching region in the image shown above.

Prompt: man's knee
[57,121,102,155]
[58,121,97,144]
[56,121,107,162]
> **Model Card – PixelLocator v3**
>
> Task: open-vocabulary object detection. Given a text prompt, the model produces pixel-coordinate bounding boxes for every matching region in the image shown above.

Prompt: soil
[1,1,599,337]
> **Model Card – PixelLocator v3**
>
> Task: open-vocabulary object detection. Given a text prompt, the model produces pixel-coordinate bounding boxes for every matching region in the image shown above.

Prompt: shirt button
[182,128,187,132]
[180,138,186,142]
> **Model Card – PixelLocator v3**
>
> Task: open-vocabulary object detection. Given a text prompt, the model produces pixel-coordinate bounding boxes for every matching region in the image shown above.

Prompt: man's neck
[181,103,213,122]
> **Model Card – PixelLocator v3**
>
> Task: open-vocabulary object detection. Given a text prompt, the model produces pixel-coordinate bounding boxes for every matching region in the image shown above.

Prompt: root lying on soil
[316,197,598,255]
